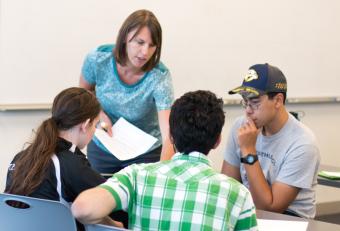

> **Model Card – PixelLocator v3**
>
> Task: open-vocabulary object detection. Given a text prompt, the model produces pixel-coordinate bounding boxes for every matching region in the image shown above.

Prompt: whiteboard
[1,0,340,105]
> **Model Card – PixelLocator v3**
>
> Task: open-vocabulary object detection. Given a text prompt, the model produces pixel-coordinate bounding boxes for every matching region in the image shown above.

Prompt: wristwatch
[240,154,258,165]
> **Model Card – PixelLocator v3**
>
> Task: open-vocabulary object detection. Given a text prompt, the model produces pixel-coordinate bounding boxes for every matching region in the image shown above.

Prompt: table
[257,209,340,231]
[317,165,340,188]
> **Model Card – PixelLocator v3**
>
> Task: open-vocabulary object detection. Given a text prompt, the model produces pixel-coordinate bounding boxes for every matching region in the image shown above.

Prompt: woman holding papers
[79,9,174,174]
[5,87,123,229]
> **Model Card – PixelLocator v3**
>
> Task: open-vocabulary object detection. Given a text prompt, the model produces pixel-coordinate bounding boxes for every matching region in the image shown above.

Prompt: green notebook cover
[318,171,340,180]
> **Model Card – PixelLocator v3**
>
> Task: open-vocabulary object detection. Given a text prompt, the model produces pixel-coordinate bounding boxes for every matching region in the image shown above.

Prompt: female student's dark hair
[7,87,101,196]
[114,9,162,72]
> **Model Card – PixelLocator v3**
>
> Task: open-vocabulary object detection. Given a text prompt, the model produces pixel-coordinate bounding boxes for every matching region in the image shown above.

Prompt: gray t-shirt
[224,114,320,218]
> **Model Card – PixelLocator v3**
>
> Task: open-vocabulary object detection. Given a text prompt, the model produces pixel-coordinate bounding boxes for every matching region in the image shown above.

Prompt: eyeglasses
[240,99,262,110]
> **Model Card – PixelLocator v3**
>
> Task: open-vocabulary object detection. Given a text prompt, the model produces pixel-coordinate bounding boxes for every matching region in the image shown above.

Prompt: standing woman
[79,9,174,174]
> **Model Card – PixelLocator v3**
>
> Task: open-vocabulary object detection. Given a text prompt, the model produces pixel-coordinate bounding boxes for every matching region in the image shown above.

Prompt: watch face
[241,154,257,165]
[247,155,255,163]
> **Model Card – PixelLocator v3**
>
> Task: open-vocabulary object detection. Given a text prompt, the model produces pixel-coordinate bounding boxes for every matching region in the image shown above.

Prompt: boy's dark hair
[267,92,287,104]
[169,90,225,155]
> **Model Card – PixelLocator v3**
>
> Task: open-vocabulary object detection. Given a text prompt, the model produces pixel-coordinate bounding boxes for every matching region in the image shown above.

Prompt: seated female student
[4,87,122,230]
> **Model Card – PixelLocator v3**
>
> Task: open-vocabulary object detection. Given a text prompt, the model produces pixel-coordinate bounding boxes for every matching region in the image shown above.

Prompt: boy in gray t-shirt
[222,63,320,218]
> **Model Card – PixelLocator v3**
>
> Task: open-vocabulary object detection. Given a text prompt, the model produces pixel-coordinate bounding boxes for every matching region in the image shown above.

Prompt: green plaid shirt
[100,152,257,230]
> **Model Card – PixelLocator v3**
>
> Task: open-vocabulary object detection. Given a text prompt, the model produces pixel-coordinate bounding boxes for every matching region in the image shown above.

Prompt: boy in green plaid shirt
[72,90,258,230]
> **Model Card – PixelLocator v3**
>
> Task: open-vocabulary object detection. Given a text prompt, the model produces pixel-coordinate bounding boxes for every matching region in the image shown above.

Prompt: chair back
[0,193,77,231]
[85,224,129,231]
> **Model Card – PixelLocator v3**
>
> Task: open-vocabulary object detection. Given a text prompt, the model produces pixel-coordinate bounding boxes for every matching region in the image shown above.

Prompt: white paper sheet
[257,219,308,231]
[94,117,158,160]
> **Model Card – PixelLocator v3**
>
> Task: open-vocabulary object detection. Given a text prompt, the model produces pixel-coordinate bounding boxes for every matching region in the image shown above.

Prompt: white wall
[2,103,340,210]
[1,0,340,104]
[1,0,340,216]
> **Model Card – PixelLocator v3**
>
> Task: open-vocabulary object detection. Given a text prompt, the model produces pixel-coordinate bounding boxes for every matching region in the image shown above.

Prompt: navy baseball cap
[229,63,287,98]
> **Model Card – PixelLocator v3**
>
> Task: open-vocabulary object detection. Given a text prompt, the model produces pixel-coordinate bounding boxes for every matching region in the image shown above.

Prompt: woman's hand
[100,111,113,137]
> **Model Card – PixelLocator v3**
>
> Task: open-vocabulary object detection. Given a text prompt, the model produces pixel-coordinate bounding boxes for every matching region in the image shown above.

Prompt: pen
[100,121,108,132]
